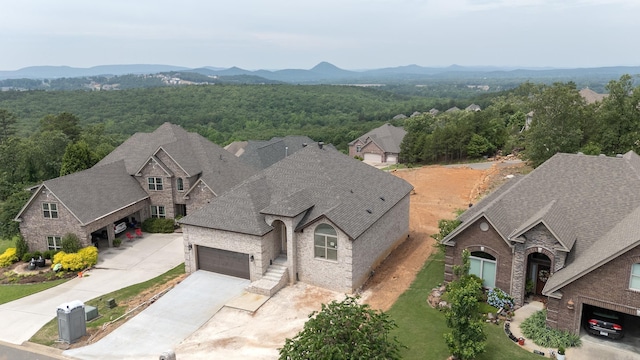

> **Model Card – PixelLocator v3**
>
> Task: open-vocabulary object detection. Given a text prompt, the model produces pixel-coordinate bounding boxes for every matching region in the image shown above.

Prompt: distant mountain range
[1,62,639,82]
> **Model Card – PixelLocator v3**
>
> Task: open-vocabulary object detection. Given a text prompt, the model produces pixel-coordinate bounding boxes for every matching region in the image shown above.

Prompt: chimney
[318,141,324,149]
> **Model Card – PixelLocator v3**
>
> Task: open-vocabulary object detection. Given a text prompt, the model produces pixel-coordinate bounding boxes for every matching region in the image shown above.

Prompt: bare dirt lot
[175,161,526,359]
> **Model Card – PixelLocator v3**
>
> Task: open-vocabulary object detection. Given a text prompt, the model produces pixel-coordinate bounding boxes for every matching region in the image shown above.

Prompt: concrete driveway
[64,271,249,360]
[0,233,184,345]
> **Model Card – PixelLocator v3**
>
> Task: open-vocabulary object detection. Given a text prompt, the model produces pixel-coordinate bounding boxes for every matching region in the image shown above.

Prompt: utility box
[57,300,86,344]
[84,305,99,321]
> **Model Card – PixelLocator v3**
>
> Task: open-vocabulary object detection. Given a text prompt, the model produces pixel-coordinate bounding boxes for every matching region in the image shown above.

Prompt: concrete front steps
[247,256,289,296]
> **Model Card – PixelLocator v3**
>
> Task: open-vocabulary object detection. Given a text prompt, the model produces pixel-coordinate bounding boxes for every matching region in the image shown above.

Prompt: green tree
[0,189,30,239]
[15,235,29,260]
[525,82,588,167]
[40,112,81,142]
[60,140,96,176]
[279,295,403,360]
[596,75,640,155]
[443,249,486,360]
[0,109,17,143]
[466,133,493,158]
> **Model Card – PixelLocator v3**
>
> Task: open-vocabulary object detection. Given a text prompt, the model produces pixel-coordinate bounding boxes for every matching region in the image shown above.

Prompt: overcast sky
[1,0,638,71]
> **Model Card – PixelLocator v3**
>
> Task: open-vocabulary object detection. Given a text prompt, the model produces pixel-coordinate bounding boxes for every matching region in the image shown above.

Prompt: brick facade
[444,217,513,293]
[546,244,640,334]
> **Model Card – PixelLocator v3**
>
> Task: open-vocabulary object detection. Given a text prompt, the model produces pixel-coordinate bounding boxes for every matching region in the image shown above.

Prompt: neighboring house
[465,104,482,112]
[225,135,327,170]
[445,107,461,113]
[15,123,256,251]
[441,151,640,335]
[179,143,413,295]
[579,88,608,104]
[348,123,407,164]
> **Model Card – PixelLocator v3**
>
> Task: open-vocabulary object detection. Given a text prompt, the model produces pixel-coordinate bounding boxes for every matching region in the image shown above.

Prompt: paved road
[63,271,249,360]
[0,341,64,360]
[0,233,184,345]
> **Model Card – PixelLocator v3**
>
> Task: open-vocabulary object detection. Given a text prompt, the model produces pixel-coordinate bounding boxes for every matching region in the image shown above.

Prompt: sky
[1,0,639,71]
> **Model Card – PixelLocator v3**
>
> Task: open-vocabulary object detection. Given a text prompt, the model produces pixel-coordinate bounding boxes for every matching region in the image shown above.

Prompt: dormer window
[631,263,640,291]
[148,177,163,191]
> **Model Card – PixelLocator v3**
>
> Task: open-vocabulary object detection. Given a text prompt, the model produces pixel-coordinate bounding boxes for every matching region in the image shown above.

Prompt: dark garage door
[196,246,250,279]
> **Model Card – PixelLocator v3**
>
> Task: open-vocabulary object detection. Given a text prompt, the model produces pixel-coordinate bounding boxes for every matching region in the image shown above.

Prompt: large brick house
[442,151,640,335]
[15,123,256,251]
[348,123,406,164]
[179,143,413,295]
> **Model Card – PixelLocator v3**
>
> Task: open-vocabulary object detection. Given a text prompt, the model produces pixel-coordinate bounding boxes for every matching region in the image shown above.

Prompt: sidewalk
[0,233,184,345]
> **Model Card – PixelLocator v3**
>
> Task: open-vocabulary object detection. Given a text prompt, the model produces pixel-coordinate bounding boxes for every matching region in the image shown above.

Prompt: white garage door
[364,153,382,163]
[386,154,398,164]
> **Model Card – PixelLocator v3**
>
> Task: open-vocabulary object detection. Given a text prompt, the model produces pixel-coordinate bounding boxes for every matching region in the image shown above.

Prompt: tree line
[400,75,640,167]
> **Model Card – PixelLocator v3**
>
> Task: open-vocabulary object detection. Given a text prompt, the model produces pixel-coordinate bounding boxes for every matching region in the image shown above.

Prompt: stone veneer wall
[511,225,566,306]
[546,244,640,334]
[350,194,410,291]
[360,142,385,161]
[137,156,177,219]
[444,217,513,293]
[348,139,365,158]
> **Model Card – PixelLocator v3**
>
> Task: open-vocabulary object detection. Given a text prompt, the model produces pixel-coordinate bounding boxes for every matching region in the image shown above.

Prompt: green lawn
[388,251,542,360]
[0,278,71,305]
[30,263,185,346]
[0,237,15,254]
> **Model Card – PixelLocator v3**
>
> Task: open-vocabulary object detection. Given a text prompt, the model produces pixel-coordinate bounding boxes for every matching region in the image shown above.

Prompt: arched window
[470,251,496,288]
[177,177,184,191]
[631,263,640,291]
[314,224,337,261]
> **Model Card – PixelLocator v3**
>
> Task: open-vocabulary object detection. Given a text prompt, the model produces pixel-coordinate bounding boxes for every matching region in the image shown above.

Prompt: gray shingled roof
[18,161,149,225]
[180,145,413,238]
[348,123,406,154]
[444,151,640,294]
[97,122,256,195]
[234,136,328,170]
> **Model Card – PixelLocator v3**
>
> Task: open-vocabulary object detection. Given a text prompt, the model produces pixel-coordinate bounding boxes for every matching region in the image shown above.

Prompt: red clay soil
[361,163,521,311]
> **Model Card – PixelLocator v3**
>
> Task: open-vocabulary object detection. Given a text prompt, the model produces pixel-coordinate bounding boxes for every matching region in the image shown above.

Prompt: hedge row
[52,246,98,272]
[0,248,18,267]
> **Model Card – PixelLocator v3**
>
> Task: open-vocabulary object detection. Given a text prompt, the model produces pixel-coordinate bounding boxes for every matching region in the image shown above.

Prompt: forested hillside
[0,84,477,148]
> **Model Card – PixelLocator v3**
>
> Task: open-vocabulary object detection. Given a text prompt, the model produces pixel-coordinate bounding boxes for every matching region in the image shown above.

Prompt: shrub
[142,218,175,233]
[520,310,581,348]
[0,247,18,267]
[15,236,29,260]
[32,251,42,258]
[43,249,58,260]
[113,238,122,247]
[51,246,98,271]
[22,252,35,262]
[487,288,515,310]
[61,233,82,253]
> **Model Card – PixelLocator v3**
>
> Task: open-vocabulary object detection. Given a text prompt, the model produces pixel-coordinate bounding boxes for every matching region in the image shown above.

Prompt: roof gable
[352,124,406,154]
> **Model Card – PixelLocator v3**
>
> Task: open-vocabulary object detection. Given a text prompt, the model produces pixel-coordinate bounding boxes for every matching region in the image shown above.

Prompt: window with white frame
[631,263,640,291]
[177,177,184,191]
[356,145,362,152]
[314,224,338,261]
[469,251,497,288]
[148,177,163,191]
[151,205,166,218]
[47,236,61,250]
[42,203,58,218]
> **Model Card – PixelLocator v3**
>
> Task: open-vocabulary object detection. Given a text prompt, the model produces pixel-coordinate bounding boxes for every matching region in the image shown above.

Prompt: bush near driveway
[387,251,543,360]
[0,247,18,267]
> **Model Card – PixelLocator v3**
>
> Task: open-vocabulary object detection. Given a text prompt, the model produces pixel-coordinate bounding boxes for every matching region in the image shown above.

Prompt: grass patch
[388,251,542,360]
[0,278,71,305]
[0,237,15,254]
[30,263,185,346]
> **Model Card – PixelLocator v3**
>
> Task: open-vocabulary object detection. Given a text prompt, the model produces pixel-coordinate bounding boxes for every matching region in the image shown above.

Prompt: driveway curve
[0,233,184,345]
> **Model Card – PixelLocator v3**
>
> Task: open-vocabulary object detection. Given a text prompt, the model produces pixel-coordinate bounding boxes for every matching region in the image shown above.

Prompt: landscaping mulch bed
[1,261,77,284]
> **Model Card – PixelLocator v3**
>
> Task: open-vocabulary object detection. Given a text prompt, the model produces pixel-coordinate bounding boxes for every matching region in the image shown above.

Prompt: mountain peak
[310,61,344,73]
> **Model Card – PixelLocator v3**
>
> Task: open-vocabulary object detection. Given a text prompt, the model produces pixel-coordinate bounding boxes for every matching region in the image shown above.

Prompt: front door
[536,265,550,294]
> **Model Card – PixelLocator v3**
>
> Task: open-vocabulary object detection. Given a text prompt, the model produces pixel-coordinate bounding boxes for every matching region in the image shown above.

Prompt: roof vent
[616,154,623,158]
[318,141,324,149]
[599,154,606,157]
[577,152,584,155]
[366,209,372,214]
[302,143,307,147]
[380,196,385,201]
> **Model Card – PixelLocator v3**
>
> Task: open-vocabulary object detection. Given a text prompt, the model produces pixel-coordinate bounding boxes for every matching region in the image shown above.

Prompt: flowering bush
[51,246,98,271]
[487,287,514,310]
[0,247,18,267]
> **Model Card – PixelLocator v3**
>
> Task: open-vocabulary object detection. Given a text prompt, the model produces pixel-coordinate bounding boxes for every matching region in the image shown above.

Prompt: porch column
[106,224,115,248]
[285,219,297,285]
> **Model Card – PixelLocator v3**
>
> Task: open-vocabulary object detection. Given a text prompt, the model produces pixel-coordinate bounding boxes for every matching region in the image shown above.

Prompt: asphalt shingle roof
[446,151,640,294]
[348,123,406,154]
[180,145,414,238]
[40,161,149,225]
[233,136,330,170]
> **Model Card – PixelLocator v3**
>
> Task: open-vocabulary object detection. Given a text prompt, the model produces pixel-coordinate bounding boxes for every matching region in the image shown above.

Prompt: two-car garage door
[196,246,250,279]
